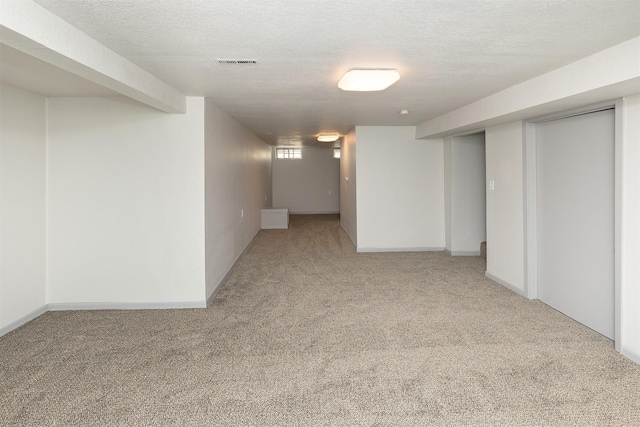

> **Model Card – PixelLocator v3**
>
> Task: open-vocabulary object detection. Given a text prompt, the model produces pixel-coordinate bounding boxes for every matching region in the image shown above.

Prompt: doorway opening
[444,133,487,257]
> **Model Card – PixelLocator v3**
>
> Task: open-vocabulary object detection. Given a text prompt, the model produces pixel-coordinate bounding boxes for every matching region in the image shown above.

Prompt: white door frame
[523,99,623,352]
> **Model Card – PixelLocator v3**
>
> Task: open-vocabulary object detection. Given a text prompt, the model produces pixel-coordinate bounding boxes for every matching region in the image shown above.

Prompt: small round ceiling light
[400,109,409,115]
[338,69,400,91]
[317,133,340,142]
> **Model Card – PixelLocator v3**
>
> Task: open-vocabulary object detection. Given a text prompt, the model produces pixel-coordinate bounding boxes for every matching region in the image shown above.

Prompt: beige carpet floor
[1,214,639,426]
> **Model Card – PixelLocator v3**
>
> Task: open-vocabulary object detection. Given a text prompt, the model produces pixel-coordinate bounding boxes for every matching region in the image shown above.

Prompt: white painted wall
[0,84,46,332]
[356,126,444,251]
[340,129,357,245]
[485,121,525,293]
[204,99,272,300]
[273,147,339,214]
[621,94,640,362]
[46,97,206,307]
[450,134,486,255]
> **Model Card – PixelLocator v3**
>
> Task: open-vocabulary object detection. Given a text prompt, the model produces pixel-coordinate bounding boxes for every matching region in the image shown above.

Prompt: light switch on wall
[489,180,495,191]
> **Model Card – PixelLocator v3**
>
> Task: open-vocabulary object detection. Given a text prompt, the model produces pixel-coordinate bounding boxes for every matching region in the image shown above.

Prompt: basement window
[276,148,302,159]
[333,148,341,159]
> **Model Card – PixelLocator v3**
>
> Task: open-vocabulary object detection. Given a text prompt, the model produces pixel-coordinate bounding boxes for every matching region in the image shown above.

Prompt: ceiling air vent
[216,59,258,64]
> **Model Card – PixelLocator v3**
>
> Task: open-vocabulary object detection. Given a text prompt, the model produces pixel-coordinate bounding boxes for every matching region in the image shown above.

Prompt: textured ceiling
[14,0,640,145]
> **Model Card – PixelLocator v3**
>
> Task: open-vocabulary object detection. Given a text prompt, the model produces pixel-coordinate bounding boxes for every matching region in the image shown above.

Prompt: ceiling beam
[0,0,186,113]
[416,37,640,139]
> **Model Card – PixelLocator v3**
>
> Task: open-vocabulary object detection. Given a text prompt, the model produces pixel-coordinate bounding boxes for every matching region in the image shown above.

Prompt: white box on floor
[261,208,289,229]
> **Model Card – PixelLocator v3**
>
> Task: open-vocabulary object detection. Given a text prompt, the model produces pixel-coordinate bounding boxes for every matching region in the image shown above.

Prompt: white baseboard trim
[485,271,527,297]
[0,305,48,337]
[622,347,640,365]
[206,229,259,306]
[444,248,481,256]
[357,247,445,253]
[1,299,208,337]
[0,230,266,335]
[206,264,237,306]
[341,225,357,248]
[451,250,481,256]
[47,301,206,311]
[288,211,340,215]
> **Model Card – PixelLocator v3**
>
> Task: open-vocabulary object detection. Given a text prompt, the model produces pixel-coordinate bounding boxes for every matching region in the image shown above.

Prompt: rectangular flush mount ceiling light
[317,133,340,142]
[338,69,400,91]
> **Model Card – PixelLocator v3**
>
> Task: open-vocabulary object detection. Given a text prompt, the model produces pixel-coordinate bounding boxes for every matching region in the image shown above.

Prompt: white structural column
[0,0,186,113]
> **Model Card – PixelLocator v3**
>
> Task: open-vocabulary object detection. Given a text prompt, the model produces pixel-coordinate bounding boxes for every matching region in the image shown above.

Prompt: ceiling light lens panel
[338,69,400,91]
[317,133,340,142]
